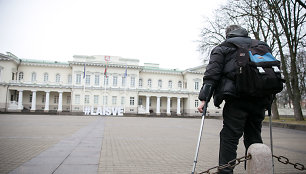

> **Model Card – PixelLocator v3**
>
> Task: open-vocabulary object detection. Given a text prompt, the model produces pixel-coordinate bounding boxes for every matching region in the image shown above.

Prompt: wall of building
[0,54,215,116]
[18,64,71,85]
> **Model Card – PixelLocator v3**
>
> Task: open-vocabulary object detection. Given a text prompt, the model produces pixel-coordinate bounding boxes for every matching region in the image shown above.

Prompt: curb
[262,121,306,132]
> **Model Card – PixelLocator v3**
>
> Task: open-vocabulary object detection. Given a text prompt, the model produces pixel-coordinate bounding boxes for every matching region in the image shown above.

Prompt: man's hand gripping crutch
[191,84,212,174]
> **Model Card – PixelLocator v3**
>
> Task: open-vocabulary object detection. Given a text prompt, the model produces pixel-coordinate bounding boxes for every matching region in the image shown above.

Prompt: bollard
[247,143,273,174]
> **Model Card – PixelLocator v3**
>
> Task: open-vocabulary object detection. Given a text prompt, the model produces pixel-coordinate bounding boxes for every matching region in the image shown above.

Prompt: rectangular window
[130,97,135,106]
[76,74,81,84]
[42,96,45,103]
[139,79,143,87]
[103,96,108,105]
[104,77,108,86]
[138,98,143,105]
[122,77,126,87]
[84,95,90,104]
[56,74,60,83]
[195,82,199,90]
[29,94,32,102]
[158,80,162,88]
[195,100,199,107]
[44,73,48,82]
[75,95,80,104]
[130,77,135,87]
[86,75,90,85]
[113,76,118,87]
[94,95,99,104]
[121,96,125,105]
[112,96,117,105]
[54,96,59,104]
[31,73,36,82]
[68,75,72,84]
[95,75,100,86]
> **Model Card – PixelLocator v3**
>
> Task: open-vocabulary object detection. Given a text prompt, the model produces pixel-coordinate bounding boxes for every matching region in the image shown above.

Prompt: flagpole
[124,64,127,113]
[104,60,107,95]
[83,62,86,112]
[104,56,110,105]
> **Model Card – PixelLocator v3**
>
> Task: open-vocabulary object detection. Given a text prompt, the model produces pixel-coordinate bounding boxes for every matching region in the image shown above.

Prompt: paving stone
[53,164,98,174]
[0,114,306,174]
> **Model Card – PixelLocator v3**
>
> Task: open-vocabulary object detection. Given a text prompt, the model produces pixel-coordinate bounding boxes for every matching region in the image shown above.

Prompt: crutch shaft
[191,102,208,174]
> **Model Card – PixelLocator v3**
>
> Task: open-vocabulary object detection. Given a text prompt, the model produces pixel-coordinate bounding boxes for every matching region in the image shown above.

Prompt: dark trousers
[218,97,266,174]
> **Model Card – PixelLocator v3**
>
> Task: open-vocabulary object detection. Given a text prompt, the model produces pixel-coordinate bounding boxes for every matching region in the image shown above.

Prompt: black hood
[226,28,249,38]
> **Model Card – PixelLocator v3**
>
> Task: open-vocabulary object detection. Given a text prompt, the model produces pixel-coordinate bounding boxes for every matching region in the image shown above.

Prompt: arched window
[56,74,60,83]
[18,72,24,80]
[168,80,172,88]
[148,79,152,88]
[178,81,182,89]
[158,79,162,88]
[44,73,49,82]
[31,72,36,82]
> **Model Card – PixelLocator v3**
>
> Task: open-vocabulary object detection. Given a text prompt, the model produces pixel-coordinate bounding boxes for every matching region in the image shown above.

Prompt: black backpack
[229,39,285,98]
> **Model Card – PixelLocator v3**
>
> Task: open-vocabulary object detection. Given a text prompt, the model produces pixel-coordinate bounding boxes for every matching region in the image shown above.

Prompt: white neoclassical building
[0,52,221,116]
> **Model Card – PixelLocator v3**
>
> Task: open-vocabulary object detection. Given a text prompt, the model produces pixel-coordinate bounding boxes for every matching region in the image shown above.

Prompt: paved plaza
[0,114,305,174]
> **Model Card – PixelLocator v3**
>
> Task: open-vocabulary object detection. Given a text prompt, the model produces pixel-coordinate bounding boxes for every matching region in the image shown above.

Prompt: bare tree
[198,12,231,62]
[265,0,305,120]
[199,0,283,118]
[296,0,306,9]
[199,0,305,120]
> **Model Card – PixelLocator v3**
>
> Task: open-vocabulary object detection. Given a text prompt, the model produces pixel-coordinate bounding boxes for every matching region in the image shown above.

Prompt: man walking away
[198,25,273,174]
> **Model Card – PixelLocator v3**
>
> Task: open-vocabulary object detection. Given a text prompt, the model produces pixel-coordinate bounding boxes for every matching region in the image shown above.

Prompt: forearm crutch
[269,111,275,174]
[191,101,209,174]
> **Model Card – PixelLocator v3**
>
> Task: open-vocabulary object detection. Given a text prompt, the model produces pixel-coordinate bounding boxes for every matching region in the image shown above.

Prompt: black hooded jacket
[198,28,272,107]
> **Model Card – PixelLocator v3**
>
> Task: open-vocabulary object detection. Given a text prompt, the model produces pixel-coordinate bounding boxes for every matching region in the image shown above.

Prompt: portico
[138,92,187,116]
[9,89,71,112]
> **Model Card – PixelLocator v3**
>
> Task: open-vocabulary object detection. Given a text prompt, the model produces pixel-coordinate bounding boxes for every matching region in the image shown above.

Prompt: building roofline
[0,52,21,64]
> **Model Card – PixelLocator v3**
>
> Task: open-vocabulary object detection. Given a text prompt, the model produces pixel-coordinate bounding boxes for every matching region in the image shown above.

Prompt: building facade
[0,52,221,116]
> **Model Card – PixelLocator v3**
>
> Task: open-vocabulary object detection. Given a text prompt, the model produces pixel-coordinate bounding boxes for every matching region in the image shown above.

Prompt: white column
[44,91,50,112]
[156,96,161,115]
[146,96,150,115]
[177,97,181,116]
[17,90,23,110]
[58,91,63,112]
[30,90,37,111]
[167,97,171,116]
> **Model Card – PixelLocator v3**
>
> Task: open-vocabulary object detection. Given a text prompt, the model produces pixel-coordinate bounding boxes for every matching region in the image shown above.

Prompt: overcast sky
[0,0,225,70]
